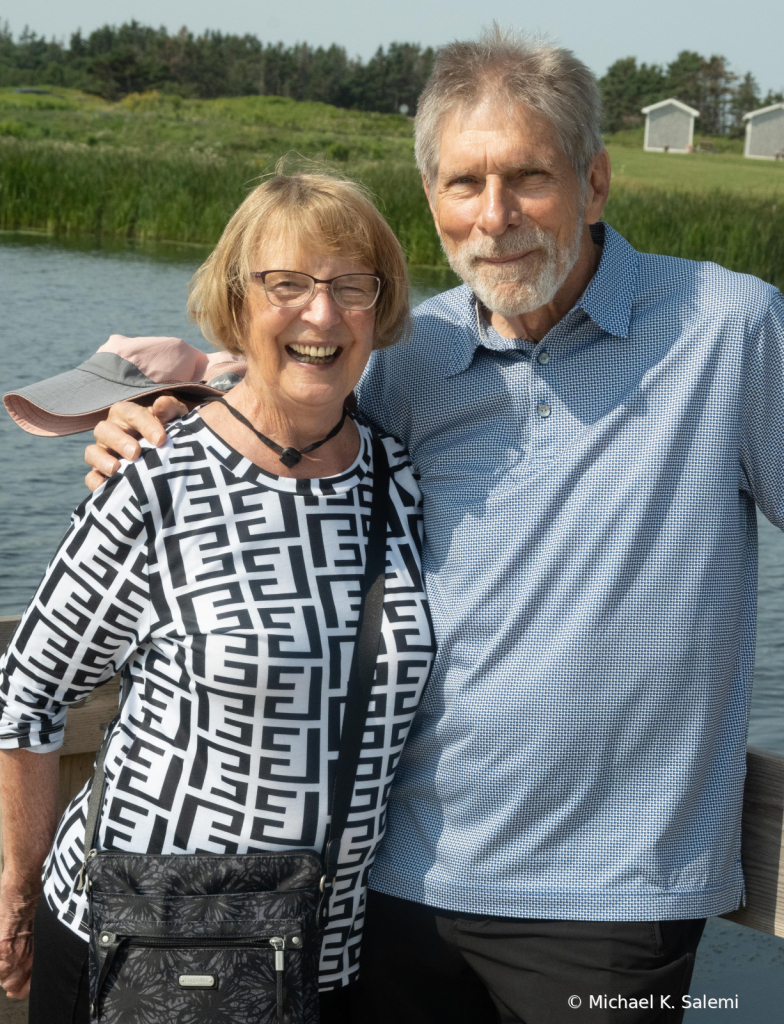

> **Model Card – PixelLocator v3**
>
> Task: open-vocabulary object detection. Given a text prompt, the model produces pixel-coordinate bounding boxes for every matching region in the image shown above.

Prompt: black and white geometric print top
[0,410,435,990]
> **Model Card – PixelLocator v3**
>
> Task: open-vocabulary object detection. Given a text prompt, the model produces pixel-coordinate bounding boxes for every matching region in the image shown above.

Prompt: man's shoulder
[411,283,472,324]
[373,284,473,376]
[633,248,776,321]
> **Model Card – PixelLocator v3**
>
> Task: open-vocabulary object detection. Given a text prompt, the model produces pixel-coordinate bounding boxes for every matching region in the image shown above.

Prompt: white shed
[742,103,784,160]
[641,99,700,153]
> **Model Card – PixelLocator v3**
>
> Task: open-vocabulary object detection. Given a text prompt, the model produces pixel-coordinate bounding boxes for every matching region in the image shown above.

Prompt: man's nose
[301,284,342,327]
[475,177,520,235]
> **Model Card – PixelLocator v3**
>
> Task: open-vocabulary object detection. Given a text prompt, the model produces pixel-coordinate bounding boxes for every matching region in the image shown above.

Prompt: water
[1,232,783,1018]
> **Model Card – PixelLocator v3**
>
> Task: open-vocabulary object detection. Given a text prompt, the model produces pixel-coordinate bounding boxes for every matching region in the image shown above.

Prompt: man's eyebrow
[439,159,556,181]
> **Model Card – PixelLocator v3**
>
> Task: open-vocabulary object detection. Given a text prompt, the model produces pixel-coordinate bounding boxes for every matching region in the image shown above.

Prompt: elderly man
[80,28,783,1024]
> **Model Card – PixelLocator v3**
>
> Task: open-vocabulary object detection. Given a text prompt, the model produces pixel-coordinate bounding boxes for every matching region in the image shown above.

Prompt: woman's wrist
[0,871,43,904]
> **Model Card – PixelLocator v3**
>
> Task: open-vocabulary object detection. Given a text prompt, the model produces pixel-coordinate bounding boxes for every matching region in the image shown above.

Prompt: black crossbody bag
[76,433,390,1024]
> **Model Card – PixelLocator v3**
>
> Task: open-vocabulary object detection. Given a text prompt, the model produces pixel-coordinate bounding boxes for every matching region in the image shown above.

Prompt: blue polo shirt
[357,223,784,921]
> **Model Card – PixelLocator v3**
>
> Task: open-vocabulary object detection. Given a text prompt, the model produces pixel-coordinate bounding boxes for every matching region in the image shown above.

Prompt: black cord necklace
[211,397,349,469]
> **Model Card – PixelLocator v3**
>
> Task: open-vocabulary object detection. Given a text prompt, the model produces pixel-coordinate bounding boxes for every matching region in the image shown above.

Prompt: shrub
[0,119,25,138]
[325,142,350,161]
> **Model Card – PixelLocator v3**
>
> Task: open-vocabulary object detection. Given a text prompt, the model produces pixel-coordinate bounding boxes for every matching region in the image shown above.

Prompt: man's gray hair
[414,26,604,187]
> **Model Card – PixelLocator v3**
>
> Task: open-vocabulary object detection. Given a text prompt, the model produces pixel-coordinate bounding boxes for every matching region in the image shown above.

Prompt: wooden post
[722,747,784,936]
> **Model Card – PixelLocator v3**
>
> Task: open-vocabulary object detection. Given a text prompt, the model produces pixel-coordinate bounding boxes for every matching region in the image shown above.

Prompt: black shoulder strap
[318,433,389,920]
[79,431,391,906]
[77,685,128,890]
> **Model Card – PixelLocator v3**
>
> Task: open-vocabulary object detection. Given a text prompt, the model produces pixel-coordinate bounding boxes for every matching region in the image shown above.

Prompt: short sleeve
[0,468,151,751]
[356,348,413,446]
[740,287,784,530]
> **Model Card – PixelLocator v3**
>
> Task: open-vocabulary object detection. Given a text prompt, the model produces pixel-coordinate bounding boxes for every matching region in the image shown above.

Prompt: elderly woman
[0,174,434,1024]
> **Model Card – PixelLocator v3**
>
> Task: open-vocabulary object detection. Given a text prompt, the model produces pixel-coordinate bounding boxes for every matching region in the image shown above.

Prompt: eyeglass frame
[250,270,383,310]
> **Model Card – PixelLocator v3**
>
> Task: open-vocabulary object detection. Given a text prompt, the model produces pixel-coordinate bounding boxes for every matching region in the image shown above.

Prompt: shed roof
[743,102,784,121]
[641,98,700,118]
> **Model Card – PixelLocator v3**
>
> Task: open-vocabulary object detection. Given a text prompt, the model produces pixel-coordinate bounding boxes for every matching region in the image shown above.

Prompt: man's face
[427,99,593,316]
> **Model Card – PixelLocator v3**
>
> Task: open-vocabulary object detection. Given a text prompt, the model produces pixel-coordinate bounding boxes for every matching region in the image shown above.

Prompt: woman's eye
[273,282,308,295]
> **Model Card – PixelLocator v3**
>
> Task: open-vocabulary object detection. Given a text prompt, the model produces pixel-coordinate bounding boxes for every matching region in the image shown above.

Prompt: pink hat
[3,335,247,436]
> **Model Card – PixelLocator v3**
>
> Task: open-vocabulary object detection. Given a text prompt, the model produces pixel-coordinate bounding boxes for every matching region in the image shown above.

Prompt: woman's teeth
[287,344,339,364]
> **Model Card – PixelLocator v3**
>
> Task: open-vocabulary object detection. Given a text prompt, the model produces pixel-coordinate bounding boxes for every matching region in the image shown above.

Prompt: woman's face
[243,236,377,413]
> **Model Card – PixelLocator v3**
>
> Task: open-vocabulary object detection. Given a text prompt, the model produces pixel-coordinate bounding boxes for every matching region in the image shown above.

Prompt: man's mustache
[463,227,556,264]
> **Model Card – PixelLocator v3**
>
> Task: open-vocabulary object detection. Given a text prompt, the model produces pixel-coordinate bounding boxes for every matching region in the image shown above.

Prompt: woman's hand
[0,881,37,999]
[84,394,190,491]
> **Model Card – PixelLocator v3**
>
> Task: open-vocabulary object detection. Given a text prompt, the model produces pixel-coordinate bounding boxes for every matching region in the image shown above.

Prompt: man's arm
[740,287,784,527]
[84,346,399,492]
[84,394,188,491]
[0,749,60,999]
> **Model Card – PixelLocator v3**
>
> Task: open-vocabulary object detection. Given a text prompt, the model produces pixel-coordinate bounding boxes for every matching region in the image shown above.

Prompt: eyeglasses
[250,271,382,310]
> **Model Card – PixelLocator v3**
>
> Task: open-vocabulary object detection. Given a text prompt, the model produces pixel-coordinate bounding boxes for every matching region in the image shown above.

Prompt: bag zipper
[92,932,295,1021]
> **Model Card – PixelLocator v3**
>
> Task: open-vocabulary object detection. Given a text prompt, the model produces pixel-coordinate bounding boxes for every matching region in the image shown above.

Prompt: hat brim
[4,366,224,437]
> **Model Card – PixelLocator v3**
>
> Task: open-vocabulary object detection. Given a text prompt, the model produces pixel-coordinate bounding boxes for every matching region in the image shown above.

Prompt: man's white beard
[443,220,584,317]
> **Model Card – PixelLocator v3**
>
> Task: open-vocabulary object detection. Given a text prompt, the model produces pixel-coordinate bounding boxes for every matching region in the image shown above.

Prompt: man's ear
[421,173,441,235]
[585,150,611,224]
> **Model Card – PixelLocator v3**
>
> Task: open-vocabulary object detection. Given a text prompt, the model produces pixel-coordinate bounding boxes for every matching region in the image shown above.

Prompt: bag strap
[318,432,389,921]
[77,686,128,890]
[78,431,391,902]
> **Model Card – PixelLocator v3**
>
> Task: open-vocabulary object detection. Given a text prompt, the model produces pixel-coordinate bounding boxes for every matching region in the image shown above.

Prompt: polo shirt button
[537,402,552,419]
[537,351,550,365]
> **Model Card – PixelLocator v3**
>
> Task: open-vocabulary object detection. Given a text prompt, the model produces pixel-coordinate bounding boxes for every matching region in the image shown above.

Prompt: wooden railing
[0,613,782,938]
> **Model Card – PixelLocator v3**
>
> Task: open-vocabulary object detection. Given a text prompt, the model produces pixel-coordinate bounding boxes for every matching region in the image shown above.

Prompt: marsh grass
[604,189,784,288]
[0,88,782,288]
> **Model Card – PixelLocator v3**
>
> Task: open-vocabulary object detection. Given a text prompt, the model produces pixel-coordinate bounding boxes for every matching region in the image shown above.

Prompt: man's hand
[84,394,189,491]
[0,883,37,1000]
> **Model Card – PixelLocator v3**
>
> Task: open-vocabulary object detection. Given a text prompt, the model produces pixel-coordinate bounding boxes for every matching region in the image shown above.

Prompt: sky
[6,0,784,97]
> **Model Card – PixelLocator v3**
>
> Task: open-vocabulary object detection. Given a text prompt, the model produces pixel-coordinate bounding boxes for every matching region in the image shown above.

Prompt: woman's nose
[301,284,342,327]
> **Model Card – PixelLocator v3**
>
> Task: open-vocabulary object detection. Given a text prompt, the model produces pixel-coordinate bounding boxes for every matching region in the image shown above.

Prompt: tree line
[599,53,783,137]
[1,21,781,134]
[0,21,435,113]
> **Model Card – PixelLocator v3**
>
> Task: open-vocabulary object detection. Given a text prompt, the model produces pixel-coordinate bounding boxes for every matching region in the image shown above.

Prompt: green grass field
[1,88,782,288]
[606,144,784,196]
[0,87,414,162]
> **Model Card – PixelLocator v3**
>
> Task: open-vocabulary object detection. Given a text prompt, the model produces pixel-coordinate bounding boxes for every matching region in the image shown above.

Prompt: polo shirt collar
[577,223,638,340]
[446,222,639,377]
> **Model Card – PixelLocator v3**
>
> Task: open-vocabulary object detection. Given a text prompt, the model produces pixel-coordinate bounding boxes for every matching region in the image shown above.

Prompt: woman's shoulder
[137,409,215,464]
[355,421,421,507]
[379,432,414,473]
[354,417,412,469]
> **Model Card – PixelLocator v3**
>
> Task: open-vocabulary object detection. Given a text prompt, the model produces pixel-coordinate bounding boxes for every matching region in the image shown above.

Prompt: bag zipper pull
[270,937,285,1023]
[92,931,124,1018]
[77,848,97,892]
[270,935,285,971]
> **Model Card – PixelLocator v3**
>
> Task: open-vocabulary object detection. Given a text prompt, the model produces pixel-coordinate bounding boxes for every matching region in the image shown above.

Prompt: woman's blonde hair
[188,173,409,354]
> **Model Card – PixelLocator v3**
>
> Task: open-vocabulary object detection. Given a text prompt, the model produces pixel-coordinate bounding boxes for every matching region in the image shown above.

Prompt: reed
[604,189,784,289]
[1,138,782,288]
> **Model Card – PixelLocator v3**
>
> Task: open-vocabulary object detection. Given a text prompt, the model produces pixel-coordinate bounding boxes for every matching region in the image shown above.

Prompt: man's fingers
[84,397,183,490]
[93,420,143,461]
[84,469,108,493]
[106,400,169,447]
[151,394,189,424]
[84,444,120,478]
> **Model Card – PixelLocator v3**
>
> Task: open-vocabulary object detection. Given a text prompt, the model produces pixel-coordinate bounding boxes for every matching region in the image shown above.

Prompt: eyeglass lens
[261,272,380,310]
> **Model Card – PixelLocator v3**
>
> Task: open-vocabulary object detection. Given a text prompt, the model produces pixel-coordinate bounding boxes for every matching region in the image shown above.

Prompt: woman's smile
[285,342,342,365]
